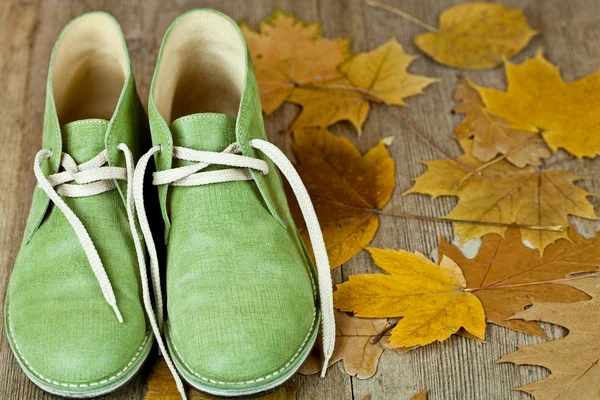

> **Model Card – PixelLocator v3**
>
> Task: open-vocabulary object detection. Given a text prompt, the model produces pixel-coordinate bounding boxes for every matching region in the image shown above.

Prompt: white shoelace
[132,139,335,399]
[35,144,188,398]
[33,147,136,323]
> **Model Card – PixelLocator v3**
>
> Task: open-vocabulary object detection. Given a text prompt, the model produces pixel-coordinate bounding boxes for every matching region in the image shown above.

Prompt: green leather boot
[134,9,336,398]
[5,12,152,397]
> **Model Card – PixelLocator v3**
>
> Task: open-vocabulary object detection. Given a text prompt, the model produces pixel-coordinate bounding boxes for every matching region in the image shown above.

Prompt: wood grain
[0,0,598,399]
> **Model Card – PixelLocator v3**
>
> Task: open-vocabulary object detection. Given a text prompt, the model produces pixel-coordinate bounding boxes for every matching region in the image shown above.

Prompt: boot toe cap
[5,291,150,396]
[166,276,319,395]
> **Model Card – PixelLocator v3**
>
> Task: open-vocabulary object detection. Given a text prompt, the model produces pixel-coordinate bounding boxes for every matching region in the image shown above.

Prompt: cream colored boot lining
[153,12,245,123]
[52,13,128,124]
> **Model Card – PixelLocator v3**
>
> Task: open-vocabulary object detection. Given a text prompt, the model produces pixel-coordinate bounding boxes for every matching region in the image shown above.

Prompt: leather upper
[147,9,320,391]
[6,12,150,391]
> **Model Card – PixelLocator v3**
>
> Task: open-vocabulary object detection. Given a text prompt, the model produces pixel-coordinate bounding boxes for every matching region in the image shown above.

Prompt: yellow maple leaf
[414,3,536,69]
[288,39,438,134]
[290,128,395,268]
[334,248,486,347]
[240,10,351,115]
[453,75,551,167]
[477,52,600,158]
[287,78,368,134]
[405,140,596,253]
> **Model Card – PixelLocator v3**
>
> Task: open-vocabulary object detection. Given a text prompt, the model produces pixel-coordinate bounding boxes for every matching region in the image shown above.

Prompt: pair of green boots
[5,10,335,399]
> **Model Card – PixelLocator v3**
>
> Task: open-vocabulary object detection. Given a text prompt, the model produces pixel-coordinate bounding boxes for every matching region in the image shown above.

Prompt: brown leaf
[412,387,428,400]
[453,75,550,167]
[145,358,181,400]
[241,10,350,115]
[499,277,600,399]
[299,311,393,379]
[439,228,598,337]
[291,128,395,268]
[406,139,596,253]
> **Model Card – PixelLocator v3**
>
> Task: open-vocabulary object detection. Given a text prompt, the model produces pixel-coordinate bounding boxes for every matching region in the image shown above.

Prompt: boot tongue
[170,113,237,169]
[61,119,109,164]
[170,113,237,152]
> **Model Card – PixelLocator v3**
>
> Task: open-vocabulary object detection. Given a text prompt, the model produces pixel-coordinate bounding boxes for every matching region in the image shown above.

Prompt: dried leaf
[382,136,395,146]
[241,10,350,114]
[415,3,536,69]
[439,228,598,337]
[291,128,395,268]
[288,39,438,134]
[499,277,600,400]
[300,311,392,379]
[145,360,296,400]
[145,359,181,400]
[287,78,368,134]
[412,388,428,400]
[478,52,600,158]
[334,248,486,347]
[453,75,550,167]
[405,139,596,253]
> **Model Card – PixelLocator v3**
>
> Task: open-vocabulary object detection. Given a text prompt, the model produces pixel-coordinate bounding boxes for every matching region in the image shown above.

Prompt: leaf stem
[312,198,566,232]
[464,272,597,292]
[371,320,398,344]
[365,0,439,33]
[305,83,481,176]
[375,210,564,232]
[455,155,502,188]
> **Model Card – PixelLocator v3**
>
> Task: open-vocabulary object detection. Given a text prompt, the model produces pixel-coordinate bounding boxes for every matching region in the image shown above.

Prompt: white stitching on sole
[169,261,319,386]
[169,309,317,386]
[7,305,150,389]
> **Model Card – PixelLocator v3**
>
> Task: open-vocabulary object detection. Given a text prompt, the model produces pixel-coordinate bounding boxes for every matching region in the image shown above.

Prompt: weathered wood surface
[1,0,599,399]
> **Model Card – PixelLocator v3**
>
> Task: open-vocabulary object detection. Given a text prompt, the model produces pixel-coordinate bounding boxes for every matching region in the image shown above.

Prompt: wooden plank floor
[1,0,599,399]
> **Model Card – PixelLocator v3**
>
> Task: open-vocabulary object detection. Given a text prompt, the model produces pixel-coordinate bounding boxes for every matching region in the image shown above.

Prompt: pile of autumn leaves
[242,4,600,400]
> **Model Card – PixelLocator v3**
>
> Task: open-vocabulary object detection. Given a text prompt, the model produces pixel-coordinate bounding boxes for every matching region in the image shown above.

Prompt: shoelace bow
[34,140,334,400]
[35,144,180,391]
[33,145,139,323]
[134,140,335,399]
